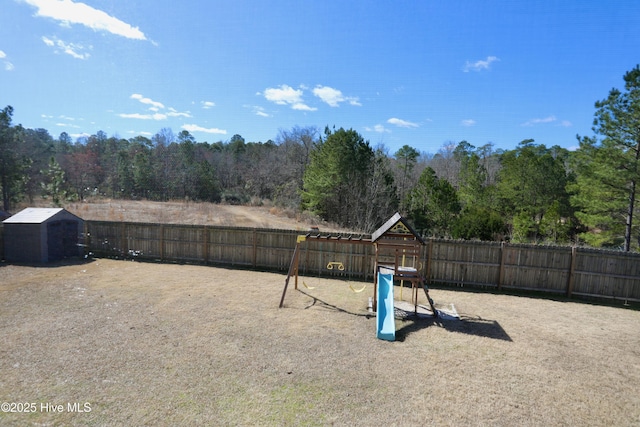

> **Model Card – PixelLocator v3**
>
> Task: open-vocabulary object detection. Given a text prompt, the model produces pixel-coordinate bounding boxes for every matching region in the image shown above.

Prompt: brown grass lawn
[1,259,639,426]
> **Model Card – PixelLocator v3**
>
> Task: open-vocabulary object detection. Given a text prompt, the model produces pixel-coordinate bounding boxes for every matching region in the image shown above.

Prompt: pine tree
[302,127,388,230]
[571,66,640,251]
[406,167,460,237]
[41,156,74,206]
[0,106,29,211]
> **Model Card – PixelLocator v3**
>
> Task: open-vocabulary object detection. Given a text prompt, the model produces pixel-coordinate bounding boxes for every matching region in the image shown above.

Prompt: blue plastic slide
[376,270,395,341]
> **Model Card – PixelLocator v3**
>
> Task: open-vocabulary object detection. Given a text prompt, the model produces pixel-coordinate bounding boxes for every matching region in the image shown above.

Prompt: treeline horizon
[1,68,639,251]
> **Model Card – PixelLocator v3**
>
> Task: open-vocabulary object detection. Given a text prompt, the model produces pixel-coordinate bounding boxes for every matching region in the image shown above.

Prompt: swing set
[279,212,438,317]
[303,260,367,293]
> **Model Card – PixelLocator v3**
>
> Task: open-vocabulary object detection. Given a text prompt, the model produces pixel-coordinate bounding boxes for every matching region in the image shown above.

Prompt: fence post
[498,241,507,290]
[252,229,258,268]
[120,222,126,256]
[83,221,89,258]
[203,225,209,264]
[160,224,165,261]
[425,238,434,284]
[566,246,577,298]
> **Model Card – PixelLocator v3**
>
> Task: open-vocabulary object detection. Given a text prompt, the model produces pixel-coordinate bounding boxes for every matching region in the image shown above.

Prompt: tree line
[1,66,639,251]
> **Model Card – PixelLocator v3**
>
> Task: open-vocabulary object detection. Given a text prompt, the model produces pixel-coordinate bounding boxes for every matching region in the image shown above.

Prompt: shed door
[47,221,63,261]
[47,220,79,261]
[62,220,79,257]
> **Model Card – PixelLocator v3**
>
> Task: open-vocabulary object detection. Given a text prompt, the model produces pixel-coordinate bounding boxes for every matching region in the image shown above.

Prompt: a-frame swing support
[279,233,370,308]
[279,235,305,308]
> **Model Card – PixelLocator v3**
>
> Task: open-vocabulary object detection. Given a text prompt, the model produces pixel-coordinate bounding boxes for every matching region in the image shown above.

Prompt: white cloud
[248,105,270,117]
[292,103,317,111]
[560,120,572,127]
[168,111,191,118]
[263,84,304,105]
[313,86,342,107]
[24,0,147,40]
[463,55,499,72]
[120,94,190,121]
[461,119,476,127]
[365,124,390,133]
[181,124,227,135]
[201,101,215,109]
[70,132,90,139]
[119,112,167,120]
[365,124,393,133]
[41,36,91,59]
[522,115,556,126]
[387,117,419,128]
[312,85,361,107]
[167,108,191,118]
[262,84,317,111]
[0,50,14,70]
[127,130,152,136]
[131,93,164,109]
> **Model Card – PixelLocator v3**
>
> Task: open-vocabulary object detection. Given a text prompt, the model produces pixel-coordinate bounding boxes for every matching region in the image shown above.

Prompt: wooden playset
[279,212,437,317]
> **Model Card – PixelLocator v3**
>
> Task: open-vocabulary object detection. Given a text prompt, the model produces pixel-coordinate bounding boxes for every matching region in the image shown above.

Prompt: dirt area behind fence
[58,199,349,232]
[1,259,639,426]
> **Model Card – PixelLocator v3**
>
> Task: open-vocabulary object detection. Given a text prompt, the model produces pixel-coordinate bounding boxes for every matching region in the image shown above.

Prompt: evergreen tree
[41,156,75,206]
[447,141,505,240]
[0,106,29,210]
[497,140,572,242]
[302,127,390,231]
[454,141,489,208]
[406,167,460,237]
[393,144,420,210]
[571,65,640,251]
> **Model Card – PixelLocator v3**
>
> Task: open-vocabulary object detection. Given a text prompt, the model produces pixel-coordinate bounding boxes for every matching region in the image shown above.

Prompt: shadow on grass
[395,312,512,342]
[0,257,94,269]
[298,289,373,319]
[297,289,511,343]
[432,283,640,312]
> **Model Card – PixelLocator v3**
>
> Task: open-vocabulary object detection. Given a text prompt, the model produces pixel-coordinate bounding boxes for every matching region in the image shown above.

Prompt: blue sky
[1,1,639,154]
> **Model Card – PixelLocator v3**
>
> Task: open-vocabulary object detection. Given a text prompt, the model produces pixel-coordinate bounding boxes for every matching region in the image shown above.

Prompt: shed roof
[371,212,425,244]
[2,208,80,224]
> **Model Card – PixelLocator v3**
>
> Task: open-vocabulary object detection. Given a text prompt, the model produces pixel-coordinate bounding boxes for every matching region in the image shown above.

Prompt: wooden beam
[498,241,507,290]
[203,225,209,264]
[279,241,301,308]
[566,246,577,298]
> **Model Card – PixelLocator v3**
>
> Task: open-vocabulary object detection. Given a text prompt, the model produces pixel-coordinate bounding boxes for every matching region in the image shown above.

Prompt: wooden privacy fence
[86,221,304,272]
[426,240,640,302]
[82,221,640,303]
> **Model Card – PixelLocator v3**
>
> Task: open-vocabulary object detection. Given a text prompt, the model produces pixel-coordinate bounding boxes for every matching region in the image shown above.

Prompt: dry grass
[43,199,349,232]
[1,259,639,426]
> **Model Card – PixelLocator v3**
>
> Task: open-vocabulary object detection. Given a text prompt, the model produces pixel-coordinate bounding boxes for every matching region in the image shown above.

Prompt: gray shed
[2,208,84,263]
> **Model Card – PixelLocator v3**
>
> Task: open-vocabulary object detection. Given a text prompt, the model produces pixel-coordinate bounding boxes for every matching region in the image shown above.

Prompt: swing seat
[349,283,366,293]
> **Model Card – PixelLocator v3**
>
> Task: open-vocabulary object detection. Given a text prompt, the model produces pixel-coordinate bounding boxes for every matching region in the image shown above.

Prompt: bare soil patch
[1,260,639,426]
